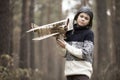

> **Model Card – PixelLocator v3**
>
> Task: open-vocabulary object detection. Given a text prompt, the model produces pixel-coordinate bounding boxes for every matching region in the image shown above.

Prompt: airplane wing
[32,33,59,40]
[26,19,67,33]
[26,23,49,33]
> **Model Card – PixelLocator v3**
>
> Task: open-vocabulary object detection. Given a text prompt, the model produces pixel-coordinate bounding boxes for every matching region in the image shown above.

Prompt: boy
[57,6,94,80]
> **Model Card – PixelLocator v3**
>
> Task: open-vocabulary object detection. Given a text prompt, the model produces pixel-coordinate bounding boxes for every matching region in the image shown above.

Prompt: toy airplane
[26,18,69,40]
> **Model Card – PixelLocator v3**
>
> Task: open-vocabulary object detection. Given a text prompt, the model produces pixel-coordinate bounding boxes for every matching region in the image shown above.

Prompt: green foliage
[0,54,36,80]
[0,66,32,80]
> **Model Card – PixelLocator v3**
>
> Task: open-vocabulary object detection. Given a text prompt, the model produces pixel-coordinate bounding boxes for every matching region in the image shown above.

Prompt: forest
[0,0,120,80]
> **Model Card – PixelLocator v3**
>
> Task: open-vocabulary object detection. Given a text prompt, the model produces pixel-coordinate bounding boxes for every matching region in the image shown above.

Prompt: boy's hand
[56,39,66,49]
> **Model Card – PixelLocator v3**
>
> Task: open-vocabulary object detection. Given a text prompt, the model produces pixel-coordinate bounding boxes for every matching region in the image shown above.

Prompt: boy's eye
[85,17,89,20]
[80,15,89,20]
[80,15,84,18]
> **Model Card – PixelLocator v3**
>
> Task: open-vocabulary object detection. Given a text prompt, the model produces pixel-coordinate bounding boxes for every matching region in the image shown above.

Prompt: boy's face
[77,12,90,27]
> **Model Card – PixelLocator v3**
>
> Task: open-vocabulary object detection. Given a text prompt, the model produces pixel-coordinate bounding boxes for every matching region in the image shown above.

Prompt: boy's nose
[81,18,85,21]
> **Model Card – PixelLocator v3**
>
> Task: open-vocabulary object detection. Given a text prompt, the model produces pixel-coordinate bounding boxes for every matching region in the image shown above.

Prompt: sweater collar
[73,24,89,31]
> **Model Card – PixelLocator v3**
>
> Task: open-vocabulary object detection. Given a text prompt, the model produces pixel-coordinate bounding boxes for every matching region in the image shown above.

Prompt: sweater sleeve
[65,42,83,58]
[82,31,94,61]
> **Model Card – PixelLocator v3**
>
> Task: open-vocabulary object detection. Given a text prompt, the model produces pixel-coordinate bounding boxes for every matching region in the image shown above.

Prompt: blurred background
[0,0,120,80]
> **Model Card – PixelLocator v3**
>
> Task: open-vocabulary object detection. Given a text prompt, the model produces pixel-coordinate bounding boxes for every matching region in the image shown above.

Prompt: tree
[0,0,13,55]
[19,0,31,68]
[29,0,35,70]
[112,0,120,79]
[93,0,120,80]
[94,0,109,80]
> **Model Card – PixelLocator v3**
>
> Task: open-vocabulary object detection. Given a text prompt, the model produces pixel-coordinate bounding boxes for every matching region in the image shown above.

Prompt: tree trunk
[94,0,120,80]
[0,0,13,55]
[29,0,35,69]
[95,0,110,80]
[112,0,120,79]
[19,0,30,68]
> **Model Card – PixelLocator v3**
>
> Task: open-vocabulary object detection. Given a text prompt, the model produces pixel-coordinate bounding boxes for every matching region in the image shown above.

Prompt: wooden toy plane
[26,18,69,40]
